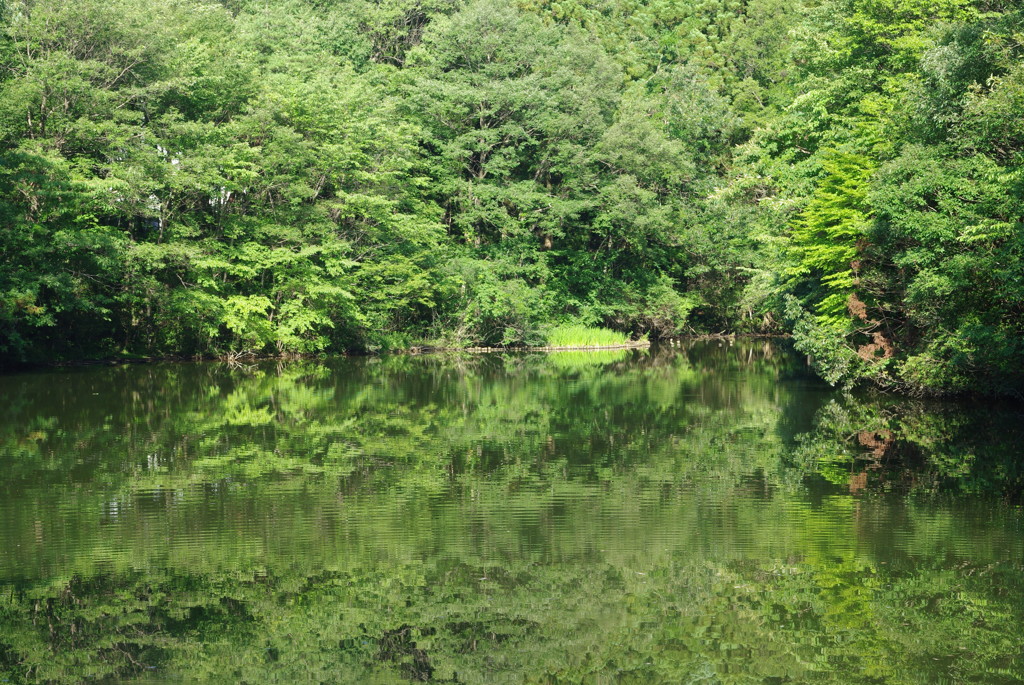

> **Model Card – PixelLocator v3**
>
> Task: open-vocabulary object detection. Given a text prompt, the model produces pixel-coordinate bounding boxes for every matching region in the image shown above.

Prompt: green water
[1,342,1022,683]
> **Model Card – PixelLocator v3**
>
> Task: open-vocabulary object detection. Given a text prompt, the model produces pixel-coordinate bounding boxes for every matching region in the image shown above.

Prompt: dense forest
[1,0,1022,396]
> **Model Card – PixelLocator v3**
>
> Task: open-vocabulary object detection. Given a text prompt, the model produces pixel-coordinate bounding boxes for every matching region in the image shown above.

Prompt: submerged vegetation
[0,0,1023,395]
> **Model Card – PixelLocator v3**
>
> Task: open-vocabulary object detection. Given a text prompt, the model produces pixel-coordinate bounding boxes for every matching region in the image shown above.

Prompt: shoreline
[1,334,792,371]
[419,340,652,354]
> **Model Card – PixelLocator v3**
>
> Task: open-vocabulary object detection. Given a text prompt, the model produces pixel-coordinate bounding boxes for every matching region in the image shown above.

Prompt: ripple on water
[1,345,1023,682]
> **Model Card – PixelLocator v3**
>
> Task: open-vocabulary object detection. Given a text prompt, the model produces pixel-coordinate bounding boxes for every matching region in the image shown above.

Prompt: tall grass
[544,325,631,348]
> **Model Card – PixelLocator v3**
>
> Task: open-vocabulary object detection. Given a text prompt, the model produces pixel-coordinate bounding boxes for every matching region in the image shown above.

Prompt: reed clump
[544,325,632,348]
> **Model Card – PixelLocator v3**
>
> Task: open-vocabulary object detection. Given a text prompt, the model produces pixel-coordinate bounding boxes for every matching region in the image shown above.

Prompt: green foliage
[788,151,874,326]
[0,0,449,360]
[784,295,864,386]
[0,0,779,363]
[544,323,631,347]
[2,0,1024,394]
[432,255,551,347]
[733,0,1024,395]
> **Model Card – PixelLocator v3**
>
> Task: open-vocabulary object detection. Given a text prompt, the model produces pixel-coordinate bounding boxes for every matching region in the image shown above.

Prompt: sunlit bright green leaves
[788,151,874,326]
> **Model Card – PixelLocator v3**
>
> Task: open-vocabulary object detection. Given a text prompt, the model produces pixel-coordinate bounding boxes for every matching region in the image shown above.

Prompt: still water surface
[1,342,1023,683]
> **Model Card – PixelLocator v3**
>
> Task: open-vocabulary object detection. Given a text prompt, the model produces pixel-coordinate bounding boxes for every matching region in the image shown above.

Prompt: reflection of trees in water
[0,343,805,488]
[2,553,1022,683]
[1,344,1023,682]
[793,395,1024,500]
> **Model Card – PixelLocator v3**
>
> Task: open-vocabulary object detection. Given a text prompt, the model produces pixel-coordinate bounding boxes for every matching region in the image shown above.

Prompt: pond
[0,341,1022,683]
